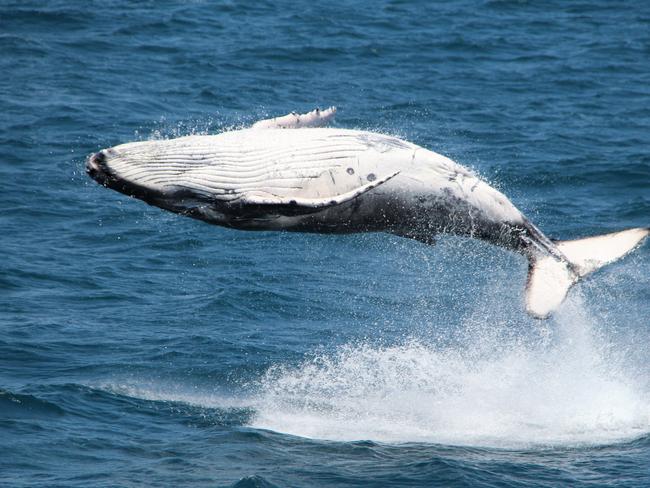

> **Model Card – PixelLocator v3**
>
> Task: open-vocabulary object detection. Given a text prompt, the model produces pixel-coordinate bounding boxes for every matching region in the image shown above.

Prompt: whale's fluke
[556,228,650,276]
[526,227,649,318]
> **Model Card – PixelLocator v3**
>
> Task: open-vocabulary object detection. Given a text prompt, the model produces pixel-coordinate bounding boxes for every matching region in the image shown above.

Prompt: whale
[86,107,649,318]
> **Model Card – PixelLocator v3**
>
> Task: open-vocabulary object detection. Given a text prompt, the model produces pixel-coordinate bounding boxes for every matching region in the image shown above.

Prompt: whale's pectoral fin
[234,170,399,216]
[251,107,337,129]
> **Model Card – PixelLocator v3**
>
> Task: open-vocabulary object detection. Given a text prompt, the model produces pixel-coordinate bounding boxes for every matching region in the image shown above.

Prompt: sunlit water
[2,1,650,486]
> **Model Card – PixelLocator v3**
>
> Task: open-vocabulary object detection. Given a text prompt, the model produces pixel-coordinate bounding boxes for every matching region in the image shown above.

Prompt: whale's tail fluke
[525,227,649,318]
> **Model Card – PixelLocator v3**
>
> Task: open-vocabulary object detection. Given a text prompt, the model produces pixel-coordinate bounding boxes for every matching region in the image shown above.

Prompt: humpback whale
[86,107,648,318]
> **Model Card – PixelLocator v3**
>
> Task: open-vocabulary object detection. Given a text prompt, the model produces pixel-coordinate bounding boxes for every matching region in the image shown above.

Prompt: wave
[95,381,254,428]
[229,475,281,488]
[0,389,65,419]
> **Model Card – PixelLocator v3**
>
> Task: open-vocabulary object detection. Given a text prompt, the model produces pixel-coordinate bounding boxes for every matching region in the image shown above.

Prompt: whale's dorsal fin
[251,107,337,129]
[235,170,399,214]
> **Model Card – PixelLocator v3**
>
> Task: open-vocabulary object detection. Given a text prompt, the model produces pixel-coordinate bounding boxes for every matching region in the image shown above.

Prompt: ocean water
[2,0,650,486]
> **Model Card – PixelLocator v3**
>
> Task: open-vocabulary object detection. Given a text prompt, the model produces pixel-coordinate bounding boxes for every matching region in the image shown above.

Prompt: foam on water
[95,291,650,449]
[249,299,650,447]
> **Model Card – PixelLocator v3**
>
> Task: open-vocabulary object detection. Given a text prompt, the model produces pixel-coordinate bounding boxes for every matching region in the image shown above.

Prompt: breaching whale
[86,107,649,318]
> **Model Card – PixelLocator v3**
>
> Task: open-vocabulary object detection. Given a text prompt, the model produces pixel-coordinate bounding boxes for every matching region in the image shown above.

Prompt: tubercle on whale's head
[86,149,120,190]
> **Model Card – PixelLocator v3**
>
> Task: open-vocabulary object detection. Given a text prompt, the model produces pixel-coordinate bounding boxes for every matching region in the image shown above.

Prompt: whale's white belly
[109,129,437,200]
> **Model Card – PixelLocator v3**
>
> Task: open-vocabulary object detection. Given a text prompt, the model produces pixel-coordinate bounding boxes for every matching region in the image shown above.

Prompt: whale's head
[87,147,145,199]
[86,145,170,207]
[86,139,224,220]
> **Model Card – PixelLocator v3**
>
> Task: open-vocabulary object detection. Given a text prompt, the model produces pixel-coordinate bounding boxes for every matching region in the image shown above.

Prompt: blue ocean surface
[2,1,650,486]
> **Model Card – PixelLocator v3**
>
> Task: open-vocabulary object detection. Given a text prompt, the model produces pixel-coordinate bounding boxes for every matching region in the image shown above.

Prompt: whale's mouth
[86,149,224,222]
[86,151,113,187]
[86,150,139,195]
[86,149,170,207]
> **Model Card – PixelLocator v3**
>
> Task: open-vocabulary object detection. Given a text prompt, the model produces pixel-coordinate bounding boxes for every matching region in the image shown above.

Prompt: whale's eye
[346,167,355,175]
[367,173,376,182]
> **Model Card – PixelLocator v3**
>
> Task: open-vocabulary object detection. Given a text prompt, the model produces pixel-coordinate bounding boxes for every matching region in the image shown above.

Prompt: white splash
[249,301,650,447]
[95,285,650,449]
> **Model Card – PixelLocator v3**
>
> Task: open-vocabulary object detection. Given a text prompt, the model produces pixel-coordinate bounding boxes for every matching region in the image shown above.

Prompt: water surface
[2,1,650,486]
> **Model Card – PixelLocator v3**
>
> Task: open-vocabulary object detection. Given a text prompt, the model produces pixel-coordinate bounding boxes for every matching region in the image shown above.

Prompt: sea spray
[250,296,650,447]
